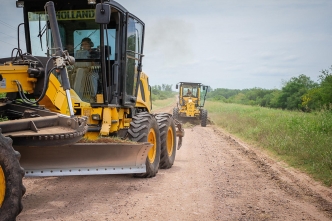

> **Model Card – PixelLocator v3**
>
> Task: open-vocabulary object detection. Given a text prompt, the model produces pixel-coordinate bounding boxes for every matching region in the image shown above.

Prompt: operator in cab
[186,89,193,96]
[76,37,94,59]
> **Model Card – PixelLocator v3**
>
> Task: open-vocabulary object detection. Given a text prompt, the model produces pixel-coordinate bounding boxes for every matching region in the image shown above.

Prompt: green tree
[278,74,318,110]
[318,66,332,106]
[165,84,173,92]
[303,66,332,111]
[151,84,175,100]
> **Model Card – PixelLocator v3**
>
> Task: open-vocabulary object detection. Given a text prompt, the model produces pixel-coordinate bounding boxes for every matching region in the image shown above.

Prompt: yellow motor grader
[173,82,209,127]
[0,1,184,220]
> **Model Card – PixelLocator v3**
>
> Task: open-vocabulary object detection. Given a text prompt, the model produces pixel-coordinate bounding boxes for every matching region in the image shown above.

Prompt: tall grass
[205,101,332,186]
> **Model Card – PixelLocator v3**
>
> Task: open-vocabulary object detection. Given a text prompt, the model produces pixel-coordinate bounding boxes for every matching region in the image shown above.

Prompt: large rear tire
[128,112,161,178]
[155,114,176,169]
[201,109,208,127]
[172,107,179,120]
[0,131,25,221]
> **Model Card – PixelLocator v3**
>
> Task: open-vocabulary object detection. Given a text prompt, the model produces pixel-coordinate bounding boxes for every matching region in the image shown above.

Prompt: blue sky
[1,0,331,90]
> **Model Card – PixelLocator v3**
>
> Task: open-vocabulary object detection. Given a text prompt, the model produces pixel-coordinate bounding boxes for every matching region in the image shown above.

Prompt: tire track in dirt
[207,126,332,220]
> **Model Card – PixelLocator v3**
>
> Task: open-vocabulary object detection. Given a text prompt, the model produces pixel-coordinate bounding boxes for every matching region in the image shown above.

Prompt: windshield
[28,10,115,60]
[182,85,198,97]
[28,10,116,103]
[200,85,208,106]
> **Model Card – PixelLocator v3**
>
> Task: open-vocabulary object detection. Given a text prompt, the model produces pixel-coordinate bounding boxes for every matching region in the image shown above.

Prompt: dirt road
[17,105,332,220]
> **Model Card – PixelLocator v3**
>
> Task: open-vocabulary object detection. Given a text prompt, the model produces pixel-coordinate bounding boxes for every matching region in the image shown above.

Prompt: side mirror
[176,85,178,89]
[95,3,110,24]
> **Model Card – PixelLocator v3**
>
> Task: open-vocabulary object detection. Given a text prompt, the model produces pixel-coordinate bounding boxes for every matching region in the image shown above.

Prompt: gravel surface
[17,104,332,221]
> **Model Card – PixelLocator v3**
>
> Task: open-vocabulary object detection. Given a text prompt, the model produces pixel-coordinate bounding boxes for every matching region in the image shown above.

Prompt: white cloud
[0,0,331,90]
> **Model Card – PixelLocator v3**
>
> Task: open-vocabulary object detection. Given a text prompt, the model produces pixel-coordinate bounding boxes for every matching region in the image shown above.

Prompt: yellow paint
[84,132,99,140]
[100,108,112,136]
[123,118,131,127]
[167,126,174,156]
[54,91,66,111]
[110,108,119,132]
[135,71,151,112]
[115,108,129,129]
[96,94,103,103]
[0,166,5,207]
[147,128,157,163]
[180,97,200,117]
[0,63,35,93]
[39,74,90,114]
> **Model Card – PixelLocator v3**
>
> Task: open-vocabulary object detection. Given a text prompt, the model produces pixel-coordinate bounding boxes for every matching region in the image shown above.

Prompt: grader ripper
[173,82,209,127]
[0,1,184,220]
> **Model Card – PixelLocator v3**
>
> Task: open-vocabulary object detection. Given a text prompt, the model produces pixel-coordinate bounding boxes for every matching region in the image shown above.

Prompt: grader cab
[173,82,209,127]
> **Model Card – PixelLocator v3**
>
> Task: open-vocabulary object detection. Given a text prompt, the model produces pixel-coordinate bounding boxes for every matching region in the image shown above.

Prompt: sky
[1,0,331,90]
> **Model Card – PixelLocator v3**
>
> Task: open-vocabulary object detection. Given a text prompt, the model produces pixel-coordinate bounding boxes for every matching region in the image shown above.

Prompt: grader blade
[14,142,152,176]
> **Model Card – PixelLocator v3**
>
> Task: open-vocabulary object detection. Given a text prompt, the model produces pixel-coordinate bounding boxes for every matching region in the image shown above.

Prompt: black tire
[0,131,25,221]
[155,113,176,169]
[128,112,161,178]
[172,107,179,119]
[201,109,208,127]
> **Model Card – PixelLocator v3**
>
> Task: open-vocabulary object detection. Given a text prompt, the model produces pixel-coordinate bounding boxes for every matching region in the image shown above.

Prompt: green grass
[205,101,332,186]
[152,96,176,111]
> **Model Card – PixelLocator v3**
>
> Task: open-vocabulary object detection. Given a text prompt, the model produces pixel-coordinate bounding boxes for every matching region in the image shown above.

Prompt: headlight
[92,114,101,120]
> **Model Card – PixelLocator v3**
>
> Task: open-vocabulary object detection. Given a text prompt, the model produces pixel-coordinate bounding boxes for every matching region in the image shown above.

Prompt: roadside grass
[152,96,176,111]
[205,101,332,186]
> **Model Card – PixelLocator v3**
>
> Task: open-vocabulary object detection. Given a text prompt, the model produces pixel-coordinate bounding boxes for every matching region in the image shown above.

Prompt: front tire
[128,112,161,178]
[201,109,208,127]
[155,114,177,169]
[0,131,25,221]
[172,107,179,120]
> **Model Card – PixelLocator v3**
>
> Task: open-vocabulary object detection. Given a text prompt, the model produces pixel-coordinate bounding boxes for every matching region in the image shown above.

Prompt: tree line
[151,84,175,101]
[206,65,332,112]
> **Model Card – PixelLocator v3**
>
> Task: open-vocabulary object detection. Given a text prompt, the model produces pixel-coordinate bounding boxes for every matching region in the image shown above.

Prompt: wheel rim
[0,166,5,207]
[147,128,157,163]
[166,127,174,156]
